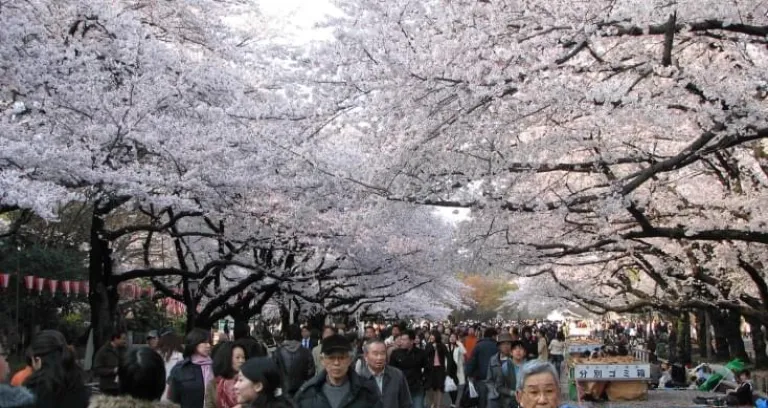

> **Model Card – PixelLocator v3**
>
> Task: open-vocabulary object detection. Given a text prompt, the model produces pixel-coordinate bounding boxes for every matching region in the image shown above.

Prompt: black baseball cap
[321,334,352,355]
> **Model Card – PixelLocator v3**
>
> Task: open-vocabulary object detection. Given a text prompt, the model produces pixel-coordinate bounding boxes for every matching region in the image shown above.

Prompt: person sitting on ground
[658,362,672,388]
[234,357,295,408]
[726,369,753,406]
[88,346,179,408]
[0,341,36,408]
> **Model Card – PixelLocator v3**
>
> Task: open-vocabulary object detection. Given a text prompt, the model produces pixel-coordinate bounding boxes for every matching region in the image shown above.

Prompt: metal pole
[15,247,21,355]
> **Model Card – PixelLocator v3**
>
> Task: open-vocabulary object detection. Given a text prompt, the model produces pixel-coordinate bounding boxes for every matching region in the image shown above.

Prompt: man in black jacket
[466,328,498,408]
[389,330,429,408]
[92,330,126,396]
[275,325,315,398]
[295,334,382,408]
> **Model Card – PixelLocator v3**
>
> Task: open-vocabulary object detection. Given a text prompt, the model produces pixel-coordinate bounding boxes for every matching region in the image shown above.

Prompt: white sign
[568,344,602,354]
[574,364,651,381]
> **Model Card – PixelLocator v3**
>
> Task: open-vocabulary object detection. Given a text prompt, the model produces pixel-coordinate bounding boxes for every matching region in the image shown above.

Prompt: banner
[62,281,72,297]
[24,275,35,291]
[574,364,651,381]
[48,279,58,295]
[35,277,46,294]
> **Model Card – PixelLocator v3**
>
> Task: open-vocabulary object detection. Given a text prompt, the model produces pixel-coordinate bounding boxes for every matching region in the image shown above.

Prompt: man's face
[399,334,413,350]
[323,352,351,382]
[516,372,560,408]
[322,328,335,339]
[512,345,526,361]
[392,327,401,338]
[364,342,387,373]
[147,337,159,349]
[114,333,127,347]
[499,342,512,356]
[302,328,311,339]
[365,328,376,339]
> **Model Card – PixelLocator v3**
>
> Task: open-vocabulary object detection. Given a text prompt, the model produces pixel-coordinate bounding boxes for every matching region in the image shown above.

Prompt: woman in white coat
[447,332,467,408]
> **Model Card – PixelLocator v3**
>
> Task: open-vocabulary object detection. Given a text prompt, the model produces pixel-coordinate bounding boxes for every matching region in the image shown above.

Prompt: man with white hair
[515,361,577,408]
[357,340,412,408]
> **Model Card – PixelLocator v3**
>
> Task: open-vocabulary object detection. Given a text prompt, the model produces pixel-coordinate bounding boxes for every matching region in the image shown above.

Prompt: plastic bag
[468,380,479,398]
[445,376,458,392]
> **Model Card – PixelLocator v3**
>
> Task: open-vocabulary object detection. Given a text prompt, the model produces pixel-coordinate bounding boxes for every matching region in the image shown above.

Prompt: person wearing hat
[234,357,295,408]
[294,334,382,408]
[147,330,160,351]
[485,335,525,408]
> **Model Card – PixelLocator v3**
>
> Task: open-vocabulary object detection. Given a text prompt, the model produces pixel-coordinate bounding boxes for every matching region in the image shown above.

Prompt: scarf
[216,376,239,408]
[192,354,214,390]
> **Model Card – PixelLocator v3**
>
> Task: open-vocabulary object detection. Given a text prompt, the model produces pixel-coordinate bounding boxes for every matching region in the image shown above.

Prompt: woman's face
[195,340,212,357]
[232,346,246,372]
[429,334,436,343]
[450,334,457,344]
[234,372,261,403]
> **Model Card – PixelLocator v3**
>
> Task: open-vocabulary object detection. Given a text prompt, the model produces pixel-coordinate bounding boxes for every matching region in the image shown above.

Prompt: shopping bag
[445,376,458,392]
[469,380,479,398]
[461,380,480,408]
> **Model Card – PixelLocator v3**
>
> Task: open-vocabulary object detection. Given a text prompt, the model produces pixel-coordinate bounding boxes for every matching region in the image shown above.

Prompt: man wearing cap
[357,339,411,408]
[486,335,525,408]
[295,334,382,408]
[146,330,159,351]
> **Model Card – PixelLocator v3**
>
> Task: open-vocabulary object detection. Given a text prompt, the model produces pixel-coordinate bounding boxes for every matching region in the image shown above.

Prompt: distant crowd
[0,321,579,408]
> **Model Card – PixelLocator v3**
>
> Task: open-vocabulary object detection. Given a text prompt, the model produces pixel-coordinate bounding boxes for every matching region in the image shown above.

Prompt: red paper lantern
[83,281,90,295]
[0,273,10,289]
[24,276,35,291]
[62,281,72,297]
[145,287,155,298]
[48,279,58,295]
[35,277,46,294]
[71,281,80,295]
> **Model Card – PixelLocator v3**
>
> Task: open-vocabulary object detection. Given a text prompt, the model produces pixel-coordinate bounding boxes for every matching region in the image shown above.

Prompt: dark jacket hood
[0,384,36,408]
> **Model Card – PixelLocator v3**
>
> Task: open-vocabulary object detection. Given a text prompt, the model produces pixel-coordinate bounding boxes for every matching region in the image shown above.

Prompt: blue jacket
[168,359,205,408]
[465,338,498,380]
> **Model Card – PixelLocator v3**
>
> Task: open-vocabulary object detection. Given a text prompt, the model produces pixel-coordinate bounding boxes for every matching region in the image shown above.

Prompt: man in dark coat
[294,334,382,408]
[466,327,498,408]
[389,330,429,408]
[276,325,316,398]
[357,340,412,408]
[92,330,127,396]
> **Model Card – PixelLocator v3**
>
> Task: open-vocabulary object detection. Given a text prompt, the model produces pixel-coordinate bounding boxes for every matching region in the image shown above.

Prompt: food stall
[569,356,651,402]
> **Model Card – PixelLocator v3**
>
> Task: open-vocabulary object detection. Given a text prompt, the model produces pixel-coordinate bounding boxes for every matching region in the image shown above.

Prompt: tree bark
[746,316,768,368]
[677,312,693,365]
[306,313,327,331]
[711,310,731,360]
[697,309,709,359]
[233,313,250,339]
[89,208,115,353]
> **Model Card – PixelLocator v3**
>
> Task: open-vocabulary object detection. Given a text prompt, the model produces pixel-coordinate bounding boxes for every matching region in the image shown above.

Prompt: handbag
[445,376,458,392]
[461,380,479,408]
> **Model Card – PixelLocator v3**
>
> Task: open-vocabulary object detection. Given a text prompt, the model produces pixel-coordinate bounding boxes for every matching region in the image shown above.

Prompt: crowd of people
[0,321,576,408]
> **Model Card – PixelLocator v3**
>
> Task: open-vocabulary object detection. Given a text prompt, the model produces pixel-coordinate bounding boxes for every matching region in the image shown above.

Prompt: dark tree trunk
[711,311,731,360]
[233,314,250,339]
[88,207,119,354]
[725,310,750,363]
[746,316,768,368]
[677,312,693,365]
[696,309,709,359]
[307,313,327,331]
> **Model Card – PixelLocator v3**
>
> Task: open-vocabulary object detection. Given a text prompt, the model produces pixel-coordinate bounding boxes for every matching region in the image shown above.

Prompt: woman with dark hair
[23,330,90,408]
[167,329,212,408]
[233,337,267,359]
[425,330,448,408]
[88,346,179,408]
[234,358,294,408]
[204,342,247,408]
[158,331,184,403]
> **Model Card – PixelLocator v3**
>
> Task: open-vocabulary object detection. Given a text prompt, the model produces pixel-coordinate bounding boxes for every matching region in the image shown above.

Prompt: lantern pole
[15,246,21,356]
